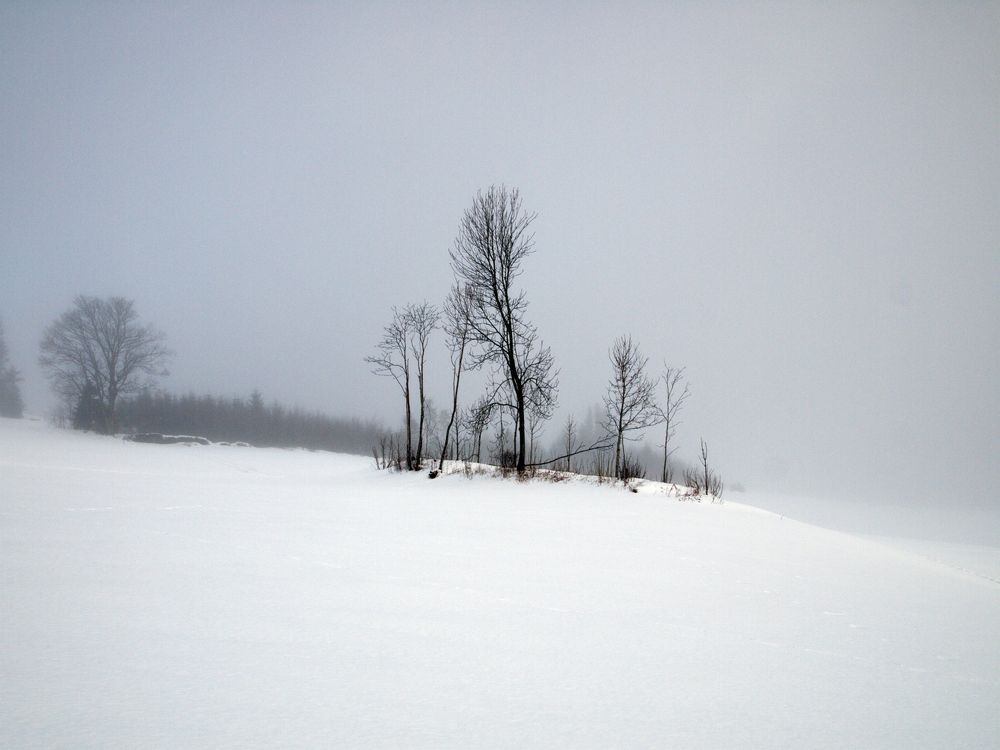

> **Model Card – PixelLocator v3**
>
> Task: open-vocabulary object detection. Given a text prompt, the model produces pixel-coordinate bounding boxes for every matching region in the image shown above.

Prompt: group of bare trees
[603,335,661,480]
[367,185,558,475]
[450,187,558,473]
[365,302,439,470]
[366,184,724,497]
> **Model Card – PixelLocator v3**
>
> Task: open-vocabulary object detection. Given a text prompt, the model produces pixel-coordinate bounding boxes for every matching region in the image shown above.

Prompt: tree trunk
[661,421,669,483]
[516,400,526,473]
[104,388,118,435]
[404,380,413,471]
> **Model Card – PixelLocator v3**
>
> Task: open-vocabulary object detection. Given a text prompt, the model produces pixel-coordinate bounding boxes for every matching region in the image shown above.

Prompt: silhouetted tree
[406,301,439,469]
[659,366,690,483]
[602,335,661,480]
[38,296,170,433]
[438,284,473,473]
[683,437,724,499]
[0,319,25,418]
[450,185,557,473]
[366,308,415,470]
[562,414,578,472]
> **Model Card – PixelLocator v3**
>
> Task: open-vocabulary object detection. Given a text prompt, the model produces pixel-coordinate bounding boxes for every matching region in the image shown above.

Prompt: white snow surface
[2,417,998,748]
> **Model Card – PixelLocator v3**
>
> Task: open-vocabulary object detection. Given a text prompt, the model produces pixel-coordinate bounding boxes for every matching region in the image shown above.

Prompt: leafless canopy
[450,185,557,473]
[406,301,439,469]
[366,302,438,470]
[38,295,170,434]
[365,307,413,468]
[602,335,662,480]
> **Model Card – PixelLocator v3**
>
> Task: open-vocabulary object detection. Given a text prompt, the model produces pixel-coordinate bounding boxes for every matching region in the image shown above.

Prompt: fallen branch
[524,439,616,468]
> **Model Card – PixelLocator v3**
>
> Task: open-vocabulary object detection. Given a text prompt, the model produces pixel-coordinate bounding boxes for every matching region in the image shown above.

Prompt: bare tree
[450,185,558,473]
[38,296,170,434]
[562,414,577,472]
[0,319,24,418]
[365,308,414,470]
[700,437,724,499]
[437,284,473,473]
[659,366,691,483]
[405,302,439,469]
[465,398,491,463]
[684,437,724,499]
[602,335,661,480]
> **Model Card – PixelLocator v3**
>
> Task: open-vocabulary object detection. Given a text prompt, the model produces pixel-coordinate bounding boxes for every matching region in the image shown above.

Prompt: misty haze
[2,3,998,748]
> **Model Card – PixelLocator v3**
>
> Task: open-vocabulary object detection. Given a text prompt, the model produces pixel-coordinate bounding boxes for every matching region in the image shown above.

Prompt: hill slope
[2,417,998,748]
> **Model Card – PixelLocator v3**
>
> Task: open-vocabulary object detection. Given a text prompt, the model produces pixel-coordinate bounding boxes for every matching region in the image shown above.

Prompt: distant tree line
[0,318,25,418]
[116,389,382,455]
[31,295,380,457]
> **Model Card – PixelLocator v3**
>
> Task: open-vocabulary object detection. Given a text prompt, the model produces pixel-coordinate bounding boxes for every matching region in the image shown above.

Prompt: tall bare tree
[405,302,439,469]
[450,185,557,473]
[659,366,691,483]
[602,335,661,480]
[38,296,170,434]
[437,284,473,472]
[365,308,414,470]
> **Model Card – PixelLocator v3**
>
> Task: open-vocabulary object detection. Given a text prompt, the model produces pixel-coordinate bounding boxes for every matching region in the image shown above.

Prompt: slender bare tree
[602,335,661,480]
[450,185,557,473]
[365,308,414,470]
[562,414,578,472]
[689,437,724,499]
[405,301,439,469]
[465,398,491,463]
[437,284,473,473]
[659,366,691,483]
[38,296,170,434]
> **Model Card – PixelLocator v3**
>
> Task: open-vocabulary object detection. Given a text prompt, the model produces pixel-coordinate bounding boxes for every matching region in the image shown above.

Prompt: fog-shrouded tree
[437,284,474,473]
[366,307,414,470]
[38,296,170,434]
[562,414,578,472]
[0,319,25,418]
[406,301,439,470]
[450,185,558,473]
[465,397,491,463]
[659,365,691,484]
[602,335,662,480]
[684,437,724,499]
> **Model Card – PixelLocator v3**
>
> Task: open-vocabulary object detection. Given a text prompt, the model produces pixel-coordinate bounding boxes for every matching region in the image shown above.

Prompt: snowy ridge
[434,458,700,498]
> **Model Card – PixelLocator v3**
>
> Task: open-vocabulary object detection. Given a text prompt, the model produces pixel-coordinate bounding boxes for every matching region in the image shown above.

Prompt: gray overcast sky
[2,2,998,506]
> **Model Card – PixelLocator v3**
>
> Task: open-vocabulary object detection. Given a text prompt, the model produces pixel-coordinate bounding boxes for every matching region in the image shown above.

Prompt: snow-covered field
[2,417,998,748]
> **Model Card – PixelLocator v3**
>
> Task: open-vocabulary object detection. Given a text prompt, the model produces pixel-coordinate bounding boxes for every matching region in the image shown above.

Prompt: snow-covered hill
[2,417,998,748]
